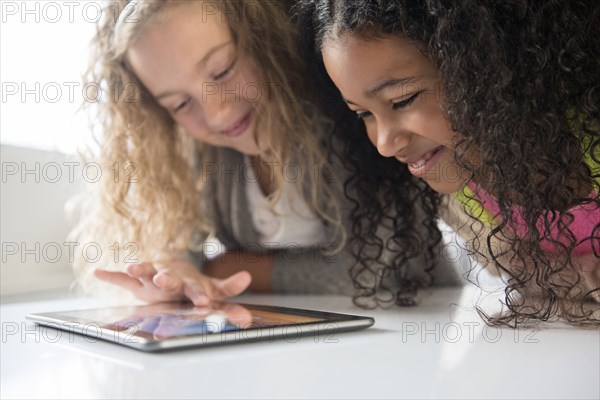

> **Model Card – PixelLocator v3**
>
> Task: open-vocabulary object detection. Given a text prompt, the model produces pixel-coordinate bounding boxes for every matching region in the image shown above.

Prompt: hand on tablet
[93,261,252,306]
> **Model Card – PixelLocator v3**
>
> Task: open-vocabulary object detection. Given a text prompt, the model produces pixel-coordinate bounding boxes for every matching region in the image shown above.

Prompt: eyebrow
[155,41,233,100]
[345,77,420,105]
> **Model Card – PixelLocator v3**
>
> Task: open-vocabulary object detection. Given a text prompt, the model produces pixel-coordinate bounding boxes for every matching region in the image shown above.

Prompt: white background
[1,0,98,153]
[1,0,99,296]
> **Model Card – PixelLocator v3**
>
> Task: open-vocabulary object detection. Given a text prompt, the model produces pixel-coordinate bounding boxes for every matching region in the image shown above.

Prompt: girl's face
[127,4,261,155]
[322,34,469,193]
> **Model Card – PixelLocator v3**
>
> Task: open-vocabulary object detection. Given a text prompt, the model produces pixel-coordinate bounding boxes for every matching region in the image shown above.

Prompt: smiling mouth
[402,146,445,176]
[408,148,440,169]
[222,111,253,138]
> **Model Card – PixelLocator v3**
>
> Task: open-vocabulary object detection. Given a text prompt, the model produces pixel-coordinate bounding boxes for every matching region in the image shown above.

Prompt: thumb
[214,271,252,298]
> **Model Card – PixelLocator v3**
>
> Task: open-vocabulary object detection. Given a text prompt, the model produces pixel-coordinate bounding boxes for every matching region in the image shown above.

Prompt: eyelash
[355,91,422,120]
[213,58,237,81]
[171,58,237,114]
[173,98,191,113]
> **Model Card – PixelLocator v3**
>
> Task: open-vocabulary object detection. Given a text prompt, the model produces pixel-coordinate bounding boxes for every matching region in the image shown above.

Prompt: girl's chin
[426,182,458,194]
[417,160,469,194]
[231,137,261,156]
[236,146,261,156]
[423,176,468,194]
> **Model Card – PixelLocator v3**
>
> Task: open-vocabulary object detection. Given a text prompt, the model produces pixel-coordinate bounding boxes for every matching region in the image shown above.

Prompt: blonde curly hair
[70,0,345,295]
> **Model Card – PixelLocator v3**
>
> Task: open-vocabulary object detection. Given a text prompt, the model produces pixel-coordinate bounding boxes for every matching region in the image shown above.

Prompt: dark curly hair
[296,0,600,326]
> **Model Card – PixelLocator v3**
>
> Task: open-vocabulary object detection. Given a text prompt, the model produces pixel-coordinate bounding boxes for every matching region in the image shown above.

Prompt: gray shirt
[193,147,462,295]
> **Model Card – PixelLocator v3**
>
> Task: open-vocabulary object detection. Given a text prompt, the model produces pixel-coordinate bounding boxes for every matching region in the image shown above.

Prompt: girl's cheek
[236,66,262,102]
[242,81,261,103]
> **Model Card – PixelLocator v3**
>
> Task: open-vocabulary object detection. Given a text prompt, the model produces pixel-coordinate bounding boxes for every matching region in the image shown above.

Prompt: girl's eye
[355,111,373,120]
[173,97,191,113]
[213,59,237,81]
[392,91,422,110]
[354,91,423,120]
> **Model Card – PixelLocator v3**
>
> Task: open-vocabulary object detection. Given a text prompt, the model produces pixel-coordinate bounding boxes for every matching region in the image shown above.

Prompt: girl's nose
[375,123,410,158]
[200,84,235,131]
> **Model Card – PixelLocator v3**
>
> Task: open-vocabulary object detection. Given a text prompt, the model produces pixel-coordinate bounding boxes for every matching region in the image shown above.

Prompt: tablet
[26,302,374,352]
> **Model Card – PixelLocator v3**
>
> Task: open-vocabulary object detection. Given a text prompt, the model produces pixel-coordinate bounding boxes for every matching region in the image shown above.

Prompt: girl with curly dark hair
[296,0,600,325]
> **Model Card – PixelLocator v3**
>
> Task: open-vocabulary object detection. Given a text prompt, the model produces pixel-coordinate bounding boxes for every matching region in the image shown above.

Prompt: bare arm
[202,251,274,293]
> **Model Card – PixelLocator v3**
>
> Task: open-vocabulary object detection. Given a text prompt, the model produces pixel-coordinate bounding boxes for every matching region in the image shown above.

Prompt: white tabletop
[1,287,598,399]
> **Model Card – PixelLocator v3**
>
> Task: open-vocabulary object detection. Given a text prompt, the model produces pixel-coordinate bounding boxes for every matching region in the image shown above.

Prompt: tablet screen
[27,302,374,351]
[66,302,325,339]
